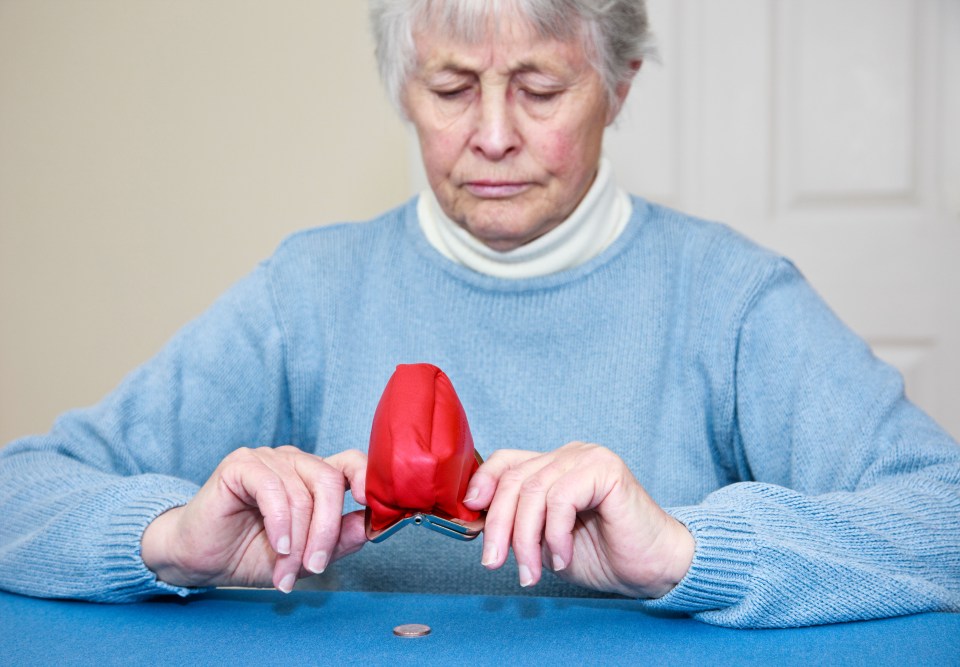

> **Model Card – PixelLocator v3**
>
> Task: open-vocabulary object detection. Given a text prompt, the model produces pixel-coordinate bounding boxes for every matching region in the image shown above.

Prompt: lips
[463,181,533,198]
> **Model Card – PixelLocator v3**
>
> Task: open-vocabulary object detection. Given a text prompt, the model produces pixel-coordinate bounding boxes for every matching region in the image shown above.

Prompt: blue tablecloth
[1,588,957,666]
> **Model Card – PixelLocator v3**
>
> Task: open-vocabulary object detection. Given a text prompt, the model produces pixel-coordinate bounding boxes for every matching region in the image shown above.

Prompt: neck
[418,158,632,279]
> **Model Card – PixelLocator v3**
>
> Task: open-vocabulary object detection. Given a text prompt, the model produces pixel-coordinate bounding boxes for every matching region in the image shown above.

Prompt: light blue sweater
[1,197,958,628]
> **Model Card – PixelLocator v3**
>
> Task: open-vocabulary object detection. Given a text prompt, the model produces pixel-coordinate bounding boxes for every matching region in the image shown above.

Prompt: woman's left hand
[463,442,695,598]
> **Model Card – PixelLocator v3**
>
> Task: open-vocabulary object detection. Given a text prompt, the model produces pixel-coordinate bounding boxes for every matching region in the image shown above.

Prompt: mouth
[462,181,533,199]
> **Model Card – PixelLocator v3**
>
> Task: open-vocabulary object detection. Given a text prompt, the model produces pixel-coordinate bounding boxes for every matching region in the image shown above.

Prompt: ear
[606,59,643,124]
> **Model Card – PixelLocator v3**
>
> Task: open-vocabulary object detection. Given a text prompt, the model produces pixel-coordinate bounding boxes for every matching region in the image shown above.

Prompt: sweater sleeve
[644,259,960,627]
[0,261,292,602]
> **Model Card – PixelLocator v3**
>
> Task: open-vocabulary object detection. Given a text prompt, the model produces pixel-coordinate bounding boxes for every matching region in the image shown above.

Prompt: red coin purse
[364,364,485,542]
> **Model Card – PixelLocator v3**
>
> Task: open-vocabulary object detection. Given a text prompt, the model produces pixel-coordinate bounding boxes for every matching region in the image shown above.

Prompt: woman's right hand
[141,446,368,593]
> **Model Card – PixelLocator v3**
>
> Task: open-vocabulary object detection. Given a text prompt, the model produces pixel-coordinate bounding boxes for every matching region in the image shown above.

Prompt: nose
[470,90,519,161]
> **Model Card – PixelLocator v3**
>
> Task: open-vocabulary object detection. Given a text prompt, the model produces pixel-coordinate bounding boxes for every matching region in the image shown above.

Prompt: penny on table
[393,623,431,638]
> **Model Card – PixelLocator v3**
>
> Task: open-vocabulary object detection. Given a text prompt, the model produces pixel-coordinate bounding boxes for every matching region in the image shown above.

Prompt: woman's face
[403,17,625,252]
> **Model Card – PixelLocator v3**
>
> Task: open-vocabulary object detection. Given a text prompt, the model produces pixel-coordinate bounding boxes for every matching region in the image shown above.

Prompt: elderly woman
[1,0,958,629]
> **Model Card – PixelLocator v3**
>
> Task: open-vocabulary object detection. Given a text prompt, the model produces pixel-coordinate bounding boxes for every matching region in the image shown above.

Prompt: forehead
[413,0,584,43]
[412,11,592,75]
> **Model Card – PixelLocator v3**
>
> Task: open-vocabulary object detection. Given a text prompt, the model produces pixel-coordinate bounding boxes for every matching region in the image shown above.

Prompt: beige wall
[0,1,411,443]
[4,2,958,446]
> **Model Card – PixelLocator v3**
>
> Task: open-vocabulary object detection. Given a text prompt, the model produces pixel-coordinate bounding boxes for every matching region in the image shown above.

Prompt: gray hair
[368,0,656,114]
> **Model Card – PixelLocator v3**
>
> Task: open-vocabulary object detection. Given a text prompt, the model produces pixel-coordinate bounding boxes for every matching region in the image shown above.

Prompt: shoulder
[637,198,780,268]
[269,200,410,268]
[247,199,419,327]
[253,199,417,297]
[632,197,794,306]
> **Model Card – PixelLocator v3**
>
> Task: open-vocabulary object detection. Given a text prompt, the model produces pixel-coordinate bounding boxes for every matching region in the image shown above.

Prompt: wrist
[653,517,696,597]
[623,515,696,599]
[141,506,199,588]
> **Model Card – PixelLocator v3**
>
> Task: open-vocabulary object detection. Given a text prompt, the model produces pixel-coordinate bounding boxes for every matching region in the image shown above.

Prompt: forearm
[0,264,294,599]
[649,467,960,628]
[670,259,960,627]
[0,447,200,601]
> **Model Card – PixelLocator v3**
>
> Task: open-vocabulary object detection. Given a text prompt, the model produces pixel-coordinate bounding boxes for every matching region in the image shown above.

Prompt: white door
[605,0,960,438]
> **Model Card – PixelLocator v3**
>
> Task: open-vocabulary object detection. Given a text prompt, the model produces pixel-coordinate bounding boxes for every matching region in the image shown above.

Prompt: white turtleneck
[417,158,632,279]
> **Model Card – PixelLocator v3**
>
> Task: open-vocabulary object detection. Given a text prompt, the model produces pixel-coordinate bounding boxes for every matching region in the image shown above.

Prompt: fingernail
[463,487,478,503]
[552,554,566,572]
[307,550,329,574]
[277,535,291,556]
[481,545,499,568]
[278,573,296,594]
[518,564,534,587]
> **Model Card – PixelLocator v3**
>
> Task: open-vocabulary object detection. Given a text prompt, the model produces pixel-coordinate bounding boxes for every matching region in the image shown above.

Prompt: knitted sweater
[1,197,958,628]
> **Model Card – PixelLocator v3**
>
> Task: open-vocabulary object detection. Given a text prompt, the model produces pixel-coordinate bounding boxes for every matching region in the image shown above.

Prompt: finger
[291,454,350,576]
[541,475,581,575]
[540,446,626,575]
[219,449,293,562]
[323,449,368,506]
[331,509,369,561]
[511,476,547,587]
[289,510,367,578]
[254,448,315,593]
[463,449,539,510]
[480,451,552,571]
[511,455,580,587]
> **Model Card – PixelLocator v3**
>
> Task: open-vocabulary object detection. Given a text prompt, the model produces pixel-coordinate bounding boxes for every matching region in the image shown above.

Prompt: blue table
[1,588,957,666]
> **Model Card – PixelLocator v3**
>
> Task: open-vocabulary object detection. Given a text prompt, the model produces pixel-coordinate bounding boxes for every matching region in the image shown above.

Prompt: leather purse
[364,363,485,542]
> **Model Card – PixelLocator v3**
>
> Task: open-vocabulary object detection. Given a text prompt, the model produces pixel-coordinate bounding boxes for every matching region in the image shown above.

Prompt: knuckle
[485,449,521,466]
[500,469,527,488]
[484,449,507,464]
[260,475,284,496]
[560,440,589,450]
[542,524,567,544]
[579,443,617,466]
[544,486,571,509]
[288,489,313,513]
[224,446,255,464]
[519,475,548,496]
[311,465,347,492]
[268,509,290,525]
[313,475,346,495]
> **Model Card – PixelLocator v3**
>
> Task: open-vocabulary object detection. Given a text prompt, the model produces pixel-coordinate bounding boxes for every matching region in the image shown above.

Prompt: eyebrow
[427,58,559,78]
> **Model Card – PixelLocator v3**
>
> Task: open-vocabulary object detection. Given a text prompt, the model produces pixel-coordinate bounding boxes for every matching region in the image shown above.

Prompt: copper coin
[393,623,431,638]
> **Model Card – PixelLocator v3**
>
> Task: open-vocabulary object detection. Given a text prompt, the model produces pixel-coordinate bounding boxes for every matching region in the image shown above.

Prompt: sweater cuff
[99,475,204,602]
[640,505,757,614]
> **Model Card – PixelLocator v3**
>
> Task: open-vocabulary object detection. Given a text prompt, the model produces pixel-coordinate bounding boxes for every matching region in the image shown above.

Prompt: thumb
[324,449,368,506]
[463,449,540,510]
[332,509,368,562]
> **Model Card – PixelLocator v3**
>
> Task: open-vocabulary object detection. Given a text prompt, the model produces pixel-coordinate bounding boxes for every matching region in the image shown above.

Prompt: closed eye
[433,87,471,100]
[522,89,560,103]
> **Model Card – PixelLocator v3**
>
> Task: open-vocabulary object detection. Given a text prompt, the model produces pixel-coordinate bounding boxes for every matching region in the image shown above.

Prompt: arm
[648,260,960,627]
[465,260,960,628]
[140,446,368,593]
[0,262,362,600]
[464,443,695,599]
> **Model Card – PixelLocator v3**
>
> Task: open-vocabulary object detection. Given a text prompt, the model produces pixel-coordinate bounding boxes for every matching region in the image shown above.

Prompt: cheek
[418,135,455,182]
[533,128,575,169]
[419,126,469,180]
[534,128,594,180]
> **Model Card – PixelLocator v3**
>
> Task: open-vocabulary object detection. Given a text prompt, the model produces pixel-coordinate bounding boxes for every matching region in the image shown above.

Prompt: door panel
[605,0,959,437]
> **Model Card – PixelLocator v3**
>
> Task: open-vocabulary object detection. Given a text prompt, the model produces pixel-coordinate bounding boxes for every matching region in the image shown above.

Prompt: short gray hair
[368,0,656,113]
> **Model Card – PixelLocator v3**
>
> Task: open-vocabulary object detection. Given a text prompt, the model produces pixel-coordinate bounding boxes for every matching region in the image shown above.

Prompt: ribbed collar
[417,158,632,279]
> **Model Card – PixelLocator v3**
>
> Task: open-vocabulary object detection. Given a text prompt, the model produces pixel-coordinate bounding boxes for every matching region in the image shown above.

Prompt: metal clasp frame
[366,511,485,543]
[365,449,486,543]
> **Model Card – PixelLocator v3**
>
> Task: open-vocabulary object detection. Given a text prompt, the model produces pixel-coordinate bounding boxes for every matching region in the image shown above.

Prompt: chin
[461,219,541,251]
[458,205,555,250]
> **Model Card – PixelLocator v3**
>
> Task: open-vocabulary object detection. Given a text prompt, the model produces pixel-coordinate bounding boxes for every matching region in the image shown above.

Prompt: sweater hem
[641,505,757,615]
